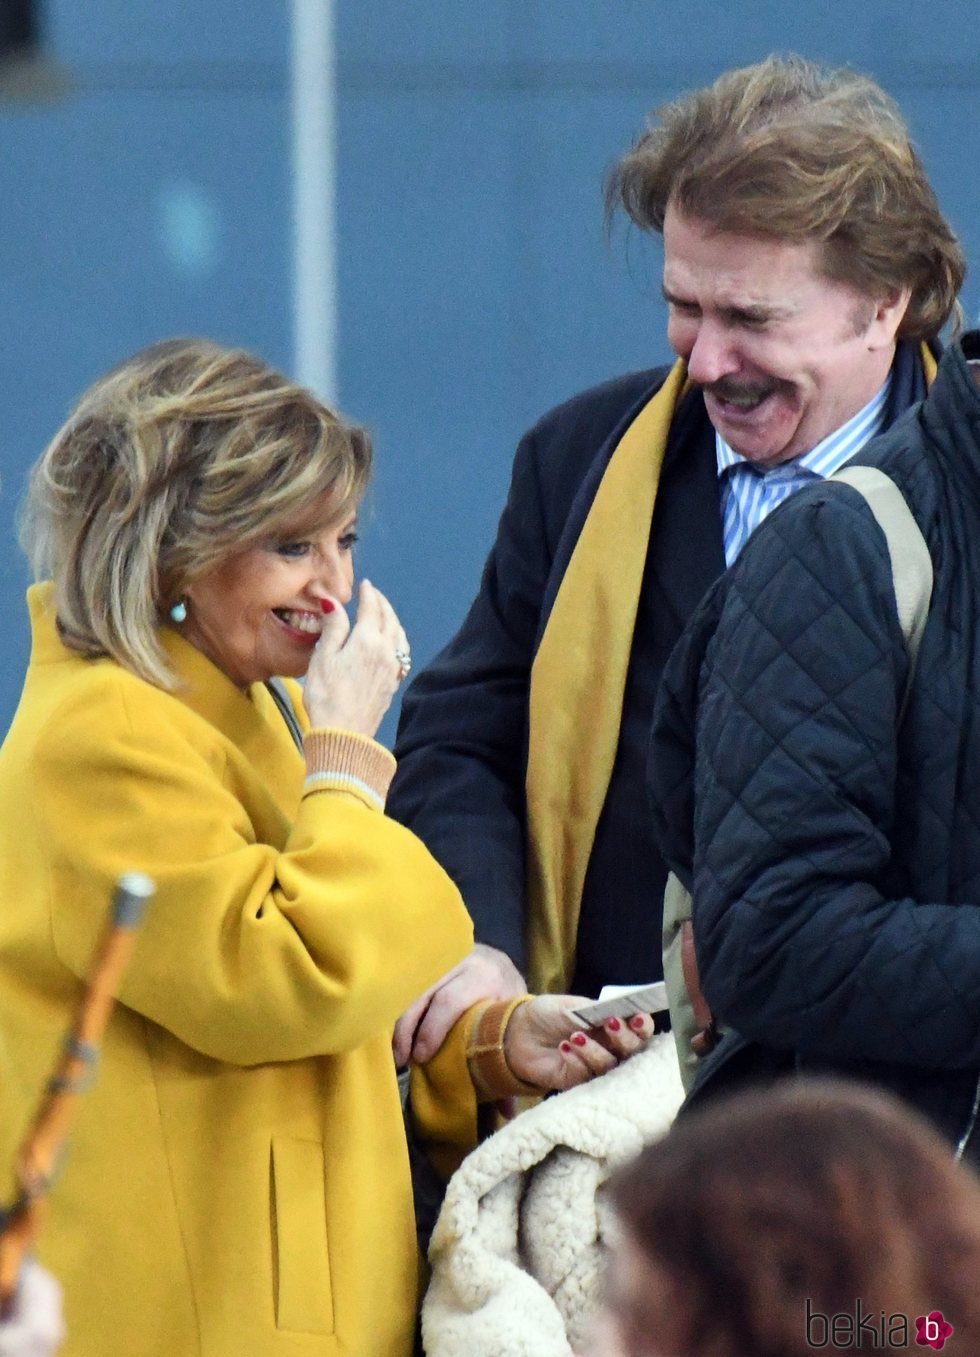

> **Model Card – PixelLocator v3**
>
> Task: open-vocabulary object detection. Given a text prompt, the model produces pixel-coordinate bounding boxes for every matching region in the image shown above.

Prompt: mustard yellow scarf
[525,359,689,993]
[524,347,938,994]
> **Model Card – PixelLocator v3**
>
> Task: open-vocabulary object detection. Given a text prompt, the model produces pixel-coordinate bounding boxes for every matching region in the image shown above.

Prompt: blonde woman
[0,340,649,1357]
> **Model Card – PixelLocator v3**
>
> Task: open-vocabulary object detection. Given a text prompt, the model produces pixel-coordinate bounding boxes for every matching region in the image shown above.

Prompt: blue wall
[0,0,292,727]
[2,1,978,743]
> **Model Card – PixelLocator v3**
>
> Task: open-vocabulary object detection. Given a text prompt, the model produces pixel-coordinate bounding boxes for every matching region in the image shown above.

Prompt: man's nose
[684,322,739,386]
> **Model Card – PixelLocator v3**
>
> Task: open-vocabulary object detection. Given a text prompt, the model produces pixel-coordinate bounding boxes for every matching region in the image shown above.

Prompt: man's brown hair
[607,55,965,340]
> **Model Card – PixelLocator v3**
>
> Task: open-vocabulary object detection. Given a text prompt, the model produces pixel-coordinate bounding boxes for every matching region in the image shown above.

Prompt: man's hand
[393,943,526,1066]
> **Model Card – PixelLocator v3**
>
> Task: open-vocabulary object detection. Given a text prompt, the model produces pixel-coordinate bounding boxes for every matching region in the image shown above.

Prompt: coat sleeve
[387,421,557,970]
[408,1014,479,1180]
[692,484,980,1071]
[31,679,474,1066]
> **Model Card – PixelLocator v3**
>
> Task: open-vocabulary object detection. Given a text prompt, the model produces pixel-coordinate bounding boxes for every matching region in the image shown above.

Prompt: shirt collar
[716,374,892,480]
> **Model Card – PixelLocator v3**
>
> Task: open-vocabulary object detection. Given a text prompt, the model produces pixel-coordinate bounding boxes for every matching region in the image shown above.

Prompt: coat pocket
[270,1137,335,1334]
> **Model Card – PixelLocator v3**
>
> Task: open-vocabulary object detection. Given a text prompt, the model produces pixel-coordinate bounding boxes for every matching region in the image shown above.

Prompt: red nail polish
[571,1032,587,1047]
[606,1017,622,1032]
[559,1041,573,1054]
[629,1015,646,1031]
[320,599,335,614]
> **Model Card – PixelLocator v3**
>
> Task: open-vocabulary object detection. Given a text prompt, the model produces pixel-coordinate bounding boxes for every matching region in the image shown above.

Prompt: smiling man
[386,55,964,1064]
[660,209,907,470]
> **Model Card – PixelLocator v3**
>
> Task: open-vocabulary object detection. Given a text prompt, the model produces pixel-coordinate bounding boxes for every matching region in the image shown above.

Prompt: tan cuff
[302,728,396,808]
[466,995,540,1102]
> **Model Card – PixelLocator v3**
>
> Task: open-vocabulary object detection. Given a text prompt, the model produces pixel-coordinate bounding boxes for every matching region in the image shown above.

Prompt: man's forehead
[662,205,830,307]
[660,269,803,321]
[663,255,830,322]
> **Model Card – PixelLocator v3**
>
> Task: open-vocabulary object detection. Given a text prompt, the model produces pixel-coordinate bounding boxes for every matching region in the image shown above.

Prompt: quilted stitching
[649,356,980,1144]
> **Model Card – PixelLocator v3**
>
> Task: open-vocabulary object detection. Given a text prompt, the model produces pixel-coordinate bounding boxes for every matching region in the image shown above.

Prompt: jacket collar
[883,336,938,427]
[920,331,980,496]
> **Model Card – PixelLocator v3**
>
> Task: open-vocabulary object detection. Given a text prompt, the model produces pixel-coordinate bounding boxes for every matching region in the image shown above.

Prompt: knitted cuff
[466,995,541,1102]
[303,728,396,810]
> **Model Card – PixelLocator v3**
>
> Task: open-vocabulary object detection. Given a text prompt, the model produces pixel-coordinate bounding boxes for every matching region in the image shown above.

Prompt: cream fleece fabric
[422,1033,683,1357]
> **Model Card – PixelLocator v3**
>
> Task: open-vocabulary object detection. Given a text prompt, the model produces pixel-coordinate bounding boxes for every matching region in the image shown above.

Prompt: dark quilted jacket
[650,334,980,1157]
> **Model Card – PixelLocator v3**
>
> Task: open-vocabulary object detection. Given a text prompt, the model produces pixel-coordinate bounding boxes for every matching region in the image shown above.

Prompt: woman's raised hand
[302,580,410,738]
[505,995,655,1094]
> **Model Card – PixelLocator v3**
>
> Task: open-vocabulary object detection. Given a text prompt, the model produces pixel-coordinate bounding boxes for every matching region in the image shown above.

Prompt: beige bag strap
[832,465,933,689]
[664,465,933,1090]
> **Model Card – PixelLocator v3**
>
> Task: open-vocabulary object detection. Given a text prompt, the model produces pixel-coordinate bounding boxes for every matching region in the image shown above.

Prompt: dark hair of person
[609,1079,980,1356]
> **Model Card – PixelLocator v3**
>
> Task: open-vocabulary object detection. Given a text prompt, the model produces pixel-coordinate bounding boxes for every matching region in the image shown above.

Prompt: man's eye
[275,542,311,559]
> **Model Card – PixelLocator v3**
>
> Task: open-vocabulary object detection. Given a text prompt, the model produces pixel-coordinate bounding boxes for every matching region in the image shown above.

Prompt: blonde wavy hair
[607,54,965,339]
[21,338,372,689]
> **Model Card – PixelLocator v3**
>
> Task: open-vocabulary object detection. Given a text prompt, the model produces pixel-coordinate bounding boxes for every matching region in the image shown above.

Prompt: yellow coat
[0,585,473,1357]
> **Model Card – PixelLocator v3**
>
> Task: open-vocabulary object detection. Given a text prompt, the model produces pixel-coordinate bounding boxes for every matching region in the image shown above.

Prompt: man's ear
[868,285,912,349]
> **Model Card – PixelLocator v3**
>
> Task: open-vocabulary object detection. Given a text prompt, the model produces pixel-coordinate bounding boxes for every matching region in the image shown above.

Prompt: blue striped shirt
[717,377,891,565]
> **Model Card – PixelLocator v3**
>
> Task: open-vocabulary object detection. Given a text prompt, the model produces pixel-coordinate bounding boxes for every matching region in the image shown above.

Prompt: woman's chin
[277,658,312,681]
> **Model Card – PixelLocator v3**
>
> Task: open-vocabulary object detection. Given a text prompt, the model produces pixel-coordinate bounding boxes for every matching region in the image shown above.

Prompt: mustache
[702,377,782,403]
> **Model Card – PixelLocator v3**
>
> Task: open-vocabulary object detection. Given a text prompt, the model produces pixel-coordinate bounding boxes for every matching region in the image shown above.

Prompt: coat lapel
[645,389,726,635]
[160,628,305,810]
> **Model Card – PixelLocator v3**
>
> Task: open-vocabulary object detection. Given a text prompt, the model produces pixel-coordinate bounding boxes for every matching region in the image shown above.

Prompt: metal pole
[290,0,338,403]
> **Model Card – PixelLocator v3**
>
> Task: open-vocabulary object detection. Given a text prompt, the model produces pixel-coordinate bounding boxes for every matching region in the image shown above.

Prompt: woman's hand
[505,995,654,1094]
[302,580,409,737]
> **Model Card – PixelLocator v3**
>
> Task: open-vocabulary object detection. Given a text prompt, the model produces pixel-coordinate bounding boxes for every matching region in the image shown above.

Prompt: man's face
[662,205,906,467]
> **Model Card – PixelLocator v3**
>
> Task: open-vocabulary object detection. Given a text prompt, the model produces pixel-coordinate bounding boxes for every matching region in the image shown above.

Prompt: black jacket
[650,335,980,1156]
[389,366,725,993]
[389,343,928,996]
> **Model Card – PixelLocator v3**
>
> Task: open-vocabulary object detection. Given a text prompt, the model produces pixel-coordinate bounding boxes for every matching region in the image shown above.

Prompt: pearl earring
[170,599,188,624]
